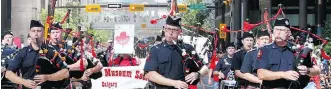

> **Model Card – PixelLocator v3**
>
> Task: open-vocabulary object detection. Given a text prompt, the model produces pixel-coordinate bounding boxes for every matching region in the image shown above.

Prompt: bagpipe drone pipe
[68,33,102,79]
[173,39,204,85]
[293,46,313,71]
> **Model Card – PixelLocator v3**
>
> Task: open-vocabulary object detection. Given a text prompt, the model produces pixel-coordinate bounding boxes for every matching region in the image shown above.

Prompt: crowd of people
[143,16,330,89]
[1,15,330,89]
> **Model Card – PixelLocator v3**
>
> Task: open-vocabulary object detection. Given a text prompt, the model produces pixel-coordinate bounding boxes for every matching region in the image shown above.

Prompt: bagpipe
[68,32,102,79]
[172,39,204,85]
[35,0,72,76]
[35,27,102,80]
[157,2,330,67]
[35,14,101,80]
[199,35,213,57]
[36,23,73,76]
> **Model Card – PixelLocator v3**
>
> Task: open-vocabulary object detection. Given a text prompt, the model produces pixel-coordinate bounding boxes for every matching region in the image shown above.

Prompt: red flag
[209,51,217,70]
[223,27,230,32]
[321,49,331,60]
[243,21,257,32]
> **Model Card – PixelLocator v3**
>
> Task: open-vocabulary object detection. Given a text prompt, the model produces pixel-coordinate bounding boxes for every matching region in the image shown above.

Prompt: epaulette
[247,48,257,52]
[264,43,273,47]
[151,43,162,49]
[234,49,242,53]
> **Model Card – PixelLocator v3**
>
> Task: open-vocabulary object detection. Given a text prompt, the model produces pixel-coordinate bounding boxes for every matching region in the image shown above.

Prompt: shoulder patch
[146,53,151,60]
[257,49,262,60]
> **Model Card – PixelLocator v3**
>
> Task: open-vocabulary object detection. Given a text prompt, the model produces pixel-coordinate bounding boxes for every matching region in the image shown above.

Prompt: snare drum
[220,80,236,89]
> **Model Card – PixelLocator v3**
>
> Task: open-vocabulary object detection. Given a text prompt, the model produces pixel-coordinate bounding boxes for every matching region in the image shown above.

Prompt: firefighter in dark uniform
[240,30,271,89]
[5,20,69,89]
[255,18,321,89]
[33,22,72,89]
[231,32,255,88]
[1,31,18,89]
[144,15,208,89]
[214,43,236,89]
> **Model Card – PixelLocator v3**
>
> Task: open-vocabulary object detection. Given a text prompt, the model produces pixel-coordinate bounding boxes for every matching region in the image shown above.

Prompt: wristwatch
[197,72,201,77]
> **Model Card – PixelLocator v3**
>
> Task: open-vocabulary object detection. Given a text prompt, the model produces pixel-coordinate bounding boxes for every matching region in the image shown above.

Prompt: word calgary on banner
[92,67,148,89]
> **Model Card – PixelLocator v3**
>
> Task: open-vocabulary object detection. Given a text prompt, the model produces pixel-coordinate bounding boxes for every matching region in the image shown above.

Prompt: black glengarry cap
[166,15,181,28]
[242,32,254,39]
[274,18,290,29]
[30,20,44,29]
[256,30,270,38]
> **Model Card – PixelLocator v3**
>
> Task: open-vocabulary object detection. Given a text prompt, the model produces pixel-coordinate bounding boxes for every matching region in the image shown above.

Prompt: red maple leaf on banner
[116,32,130,47]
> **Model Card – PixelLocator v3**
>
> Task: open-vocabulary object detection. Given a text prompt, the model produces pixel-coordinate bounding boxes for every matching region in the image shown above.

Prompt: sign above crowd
[113,24,135,54]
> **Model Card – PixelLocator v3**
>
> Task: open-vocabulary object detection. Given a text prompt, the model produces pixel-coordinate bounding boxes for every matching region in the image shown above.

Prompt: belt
[40,86,70,89]
[246,85,261,89]
[236,80,259,86]
[261,86,287,89]
[148,82,176,89]
[247,82,260,87]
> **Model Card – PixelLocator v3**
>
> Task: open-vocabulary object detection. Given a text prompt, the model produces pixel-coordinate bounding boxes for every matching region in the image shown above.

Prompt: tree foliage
[322,20,331,40]
[40,2,84,31]
[87,29,112,43]
[324,42,331,55]
[40,1,111,43]
[179,0,213,36]
[322,19,331,54]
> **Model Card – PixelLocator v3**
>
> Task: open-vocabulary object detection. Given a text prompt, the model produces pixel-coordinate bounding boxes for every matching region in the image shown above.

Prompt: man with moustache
[144,15,209,89]
[255,18,321,88]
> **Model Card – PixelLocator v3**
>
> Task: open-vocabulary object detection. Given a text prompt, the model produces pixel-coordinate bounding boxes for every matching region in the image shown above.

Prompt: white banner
[91,66,148,89]
[114,24,135,54]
